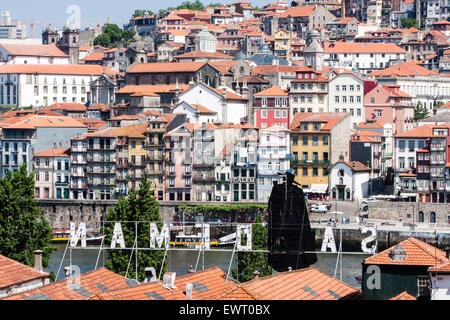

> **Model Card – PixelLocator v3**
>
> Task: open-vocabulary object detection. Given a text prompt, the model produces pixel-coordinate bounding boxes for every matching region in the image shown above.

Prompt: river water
[46,244,367,289]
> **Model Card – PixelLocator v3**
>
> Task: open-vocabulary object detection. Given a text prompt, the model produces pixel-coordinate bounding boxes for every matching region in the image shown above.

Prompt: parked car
[310,204,328,213]
[361,197,378,205]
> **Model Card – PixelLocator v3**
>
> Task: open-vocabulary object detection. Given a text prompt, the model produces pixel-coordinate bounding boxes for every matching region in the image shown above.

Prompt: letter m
[149,222,171,249]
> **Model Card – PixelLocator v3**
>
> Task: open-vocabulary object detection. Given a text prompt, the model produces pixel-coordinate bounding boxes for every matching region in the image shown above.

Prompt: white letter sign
[321,226,337,253]
[110,222,126,249]
[361,227,377,254]
[70,222,86,248]
[237,225,252,251]
[195,224,211,250]
[150,222,171,249]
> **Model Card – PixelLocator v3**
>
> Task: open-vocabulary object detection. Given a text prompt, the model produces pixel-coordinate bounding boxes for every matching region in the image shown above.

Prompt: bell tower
[302,29,324,72]
[59,27,80,64]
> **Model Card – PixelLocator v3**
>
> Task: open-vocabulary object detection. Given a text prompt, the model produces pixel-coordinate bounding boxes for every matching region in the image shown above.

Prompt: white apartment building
[323,68,365,128]
[0,11,27,40]
[0,44,69,65]
[257,125,290,202]
[0,64,110,108]
[324,42,407,74]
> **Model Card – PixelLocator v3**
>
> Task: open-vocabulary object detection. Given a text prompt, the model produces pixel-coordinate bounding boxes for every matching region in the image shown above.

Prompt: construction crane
[29,17,102,38]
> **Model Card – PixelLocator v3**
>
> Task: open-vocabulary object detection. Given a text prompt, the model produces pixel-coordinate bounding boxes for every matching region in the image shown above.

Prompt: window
[302,136,308,146]
[261,110,267,119]
[417,276,430,297]
[312,136,319,146]
[262,98,267,107]
[312,168,318,176]
[302,167,308,176]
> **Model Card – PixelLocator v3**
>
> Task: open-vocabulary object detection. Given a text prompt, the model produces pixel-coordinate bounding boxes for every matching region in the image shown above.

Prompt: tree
[434,100,444,108]
[122,30,136,46]
[104,175,167,282]
[401,17,419,29]
[103,24,123,44]
[232,216,273,282]
[133,9,154,18]
[93,33,111,47]
[0,164,55,268]
[414,101,429,121]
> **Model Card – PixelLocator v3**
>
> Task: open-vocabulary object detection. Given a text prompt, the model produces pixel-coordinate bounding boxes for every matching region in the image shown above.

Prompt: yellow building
[290,112,351,199]
[128,124,148,191]
[146,117,166,200]
[274,29,292,61]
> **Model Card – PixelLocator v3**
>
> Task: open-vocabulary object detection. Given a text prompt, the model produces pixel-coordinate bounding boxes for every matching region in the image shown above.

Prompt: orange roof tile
[34,148,70,157]
[82,52,105,61]
[47,103,87,112]
[364,237,449,266]
[127,62,206,73]
[369,61,436,78]
[357,122,384,129]
[291,113,348,132]
[324,42,406,54]
[0,254,49,290]
[0,64,116,76]
[389,291,416,300]
[0,44,67,57]
[394,124,450,138]
[4,268,129,300]
[252,65,311,75]
[279,5,315,18]
[241,267,360,300]
[5,115,87,129]
[254,86,288,97]
[76,118,107,131]
[429,262,450,273]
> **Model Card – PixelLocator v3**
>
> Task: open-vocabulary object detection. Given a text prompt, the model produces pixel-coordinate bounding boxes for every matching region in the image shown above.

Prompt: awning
[309,184,328,194]
[303,189,311,193]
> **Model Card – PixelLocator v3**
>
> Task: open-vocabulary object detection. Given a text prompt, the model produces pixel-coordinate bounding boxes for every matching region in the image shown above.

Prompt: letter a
[111,222,126,249]
[70,222,86,248]
[321,226,337,253]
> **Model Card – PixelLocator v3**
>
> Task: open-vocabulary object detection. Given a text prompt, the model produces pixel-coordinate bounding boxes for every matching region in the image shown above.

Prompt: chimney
[33,250,44,273]
[162,272,177,289]
[186,283,193,299]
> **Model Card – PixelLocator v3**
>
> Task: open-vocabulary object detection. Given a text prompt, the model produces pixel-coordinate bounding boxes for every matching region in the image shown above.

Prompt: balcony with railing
[70,183,87,189]
[430,144,445,152]
[291,159,330,165]
[193,174,215,183]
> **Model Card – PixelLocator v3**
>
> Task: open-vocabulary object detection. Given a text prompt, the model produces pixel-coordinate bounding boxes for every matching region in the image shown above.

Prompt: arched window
[430,212,436,223]
[418,211,424,223]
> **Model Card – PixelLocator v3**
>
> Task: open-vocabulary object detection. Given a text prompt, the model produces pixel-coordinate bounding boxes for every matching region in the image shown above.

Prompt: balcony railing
[193,175,215,183]
[291,159,330,165]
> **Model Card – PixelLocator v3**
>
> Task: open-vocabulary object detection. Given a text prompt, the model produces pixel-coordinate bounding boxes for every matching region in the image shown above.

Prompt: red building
[253,86,290,129]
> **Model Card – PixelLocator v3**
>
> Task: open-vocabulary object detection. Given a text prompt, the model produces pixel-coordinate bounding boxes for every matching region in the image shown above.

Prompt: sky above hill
[2,0,271,38]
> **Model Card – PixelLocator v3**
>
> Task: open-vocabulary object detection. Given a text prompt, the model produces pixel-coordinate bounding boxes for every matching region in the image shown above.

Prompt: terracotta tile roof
[0,109,35,118]
[76,118,107,131]
[0,64,116,76]
[190,104,217,114]
[252,65,312,75]
[0,254,49,290]
[429,262,450,273]
[389,291,416,300]
[254,86,288,97]
[241,267,360,300]
[47,103,87,112]
[0,44,67,57]
[162,13,185,21]
[324,42,406,54]
[110,115,146,121]
[364,237,449,267]
[92,267,240,300]
[235,76,268,84]
[394,124,447,138]
[34,148,70,157]
[5,115,87,129]
[87,103,110,112]
[291,113,348,132]
[369,61,436,78]
[127,62,206,73]
[357,122,384,129]
[279,5,315,18]
[81,52,105,61]
[216,287,256,300]
[340,161,372,171]
[4,268,129,300]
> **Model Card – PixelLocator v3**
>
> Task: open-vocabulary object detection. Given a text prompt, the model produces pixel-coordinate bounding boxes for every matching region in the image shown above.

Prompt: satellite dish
[126,279,140,287]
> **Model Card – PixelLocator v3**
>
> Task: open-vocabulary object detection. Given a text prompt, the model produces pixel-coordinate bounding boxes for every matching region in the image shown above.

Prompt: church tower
[302,30,324,72]
[59,27,80,64]
[42,25,59,45]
